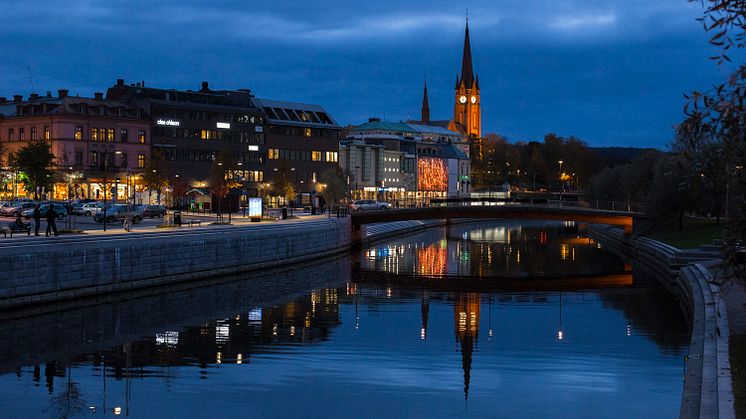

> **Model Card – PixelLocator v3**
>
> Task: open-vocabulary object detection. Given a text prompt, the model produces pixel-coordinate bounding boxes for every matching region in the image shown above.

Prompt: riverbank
[0,218,351,309]
[589,224,734,419]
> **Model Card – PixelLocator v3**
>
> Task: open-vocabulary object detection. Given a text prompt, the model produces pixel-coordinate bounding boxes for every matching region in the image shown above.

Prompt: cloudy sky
[0,0,730,148]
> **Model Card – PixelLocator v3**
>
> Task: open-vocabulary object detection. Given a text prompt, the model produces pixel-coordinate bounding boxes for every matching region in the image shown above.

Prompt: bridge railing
[382,197,644,214]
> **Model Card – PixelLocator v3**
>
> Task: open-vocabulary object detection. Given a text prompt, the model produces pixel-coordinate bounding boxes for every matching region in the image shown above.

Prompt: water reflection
[362,221,623,278]
[0,221,689,418]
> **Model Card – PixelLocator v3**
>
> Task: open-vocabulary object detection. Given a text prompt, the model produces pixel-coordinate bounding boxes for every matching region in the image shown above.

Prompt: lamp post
[355,165,360,200]
[558,160,563,204]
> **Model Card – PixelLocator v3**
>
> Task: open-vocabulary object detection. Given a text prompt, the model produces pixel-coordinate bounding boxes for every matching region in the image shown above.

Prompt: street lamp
[558,160,564,203]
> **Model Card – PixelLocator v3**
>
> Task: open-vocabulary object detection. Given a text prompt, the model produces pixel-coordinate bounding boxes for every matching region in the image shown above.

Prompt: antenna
[26,66,35,92]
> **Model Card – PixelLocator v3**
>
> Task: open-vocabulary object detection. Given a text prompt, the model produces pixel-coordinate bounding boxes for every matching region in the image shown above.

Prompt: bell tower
[454,17,481,138]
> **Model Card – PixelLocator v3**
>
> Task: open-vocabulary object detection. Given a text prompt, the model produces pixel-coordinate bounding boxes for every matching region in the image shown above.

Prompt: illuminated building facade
[106,79,265,206]
[255,98,341,204]
[342,118,470,199]
[0,91,150,200]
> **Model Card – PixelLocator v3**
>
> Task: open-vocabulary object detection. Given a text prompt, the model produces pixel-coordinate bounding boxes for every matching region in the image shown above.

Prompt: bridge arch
[350,205,638,245]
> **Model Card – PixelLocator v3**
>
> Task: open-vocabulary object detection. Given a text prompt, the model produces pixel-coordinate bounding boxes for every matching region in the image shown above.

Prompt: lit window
[91,128,98,141]
[304,128,312,137]
[268,149,279,160]
[74,127,82,140]
[311,151,322,161]
[138,154,145,168]
[44,126,50,140]
[107,128,115,142]
[325,151,338,162]
[138,130,146,143]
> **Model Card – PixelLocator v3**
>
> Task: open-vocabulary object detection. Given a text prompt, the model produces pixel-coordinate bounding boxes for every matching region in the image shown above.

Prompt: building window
[7,128,13,141]
[99,128,106,142]
[268,148,279,160]
[247,171,263,182]
[44,126,50,140]
[74,126,82,140]
[120,153,128,168]
[91,128,99,141]
[311,151,322,161]
[19,128,24,140]
[120,129,128,143]
[138,154,145,168]
[30,127,37,140]
[138,130,146,143]
[107,128,115,142]
[304,128,312,137]
[325,151,338,162]
[89,151,98,167]
[75,151,83,166]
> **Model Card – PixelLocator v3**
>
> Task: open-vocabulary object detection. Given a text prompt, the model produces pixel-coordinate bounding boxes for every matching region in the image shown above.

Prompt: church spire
[421,80,430,124]
[460,16,475,89]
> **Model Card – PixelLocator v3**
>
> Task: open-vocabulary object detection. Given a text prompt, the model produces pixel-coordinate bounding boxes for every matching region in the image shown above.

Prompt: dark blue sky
[0,0,730,148]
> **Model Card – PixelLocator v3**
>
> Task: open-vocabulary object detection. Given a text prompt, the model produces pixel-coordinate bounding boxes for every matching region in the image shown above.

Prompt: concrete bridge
[350,204,644,245]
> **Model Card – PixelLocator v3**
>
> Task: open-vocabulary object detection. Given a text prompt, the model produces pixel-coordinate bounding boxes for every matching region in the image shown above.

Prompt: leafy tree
[9,140,55,199]
[141,152,169,204]
[271,158,297,205]
[684,0,746,238]
[318,167,349,205]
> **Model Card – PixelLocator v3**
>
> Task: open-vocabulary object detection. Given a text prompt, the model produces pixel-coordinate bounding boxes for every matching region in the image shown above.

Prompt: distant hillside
[591,147,660,167]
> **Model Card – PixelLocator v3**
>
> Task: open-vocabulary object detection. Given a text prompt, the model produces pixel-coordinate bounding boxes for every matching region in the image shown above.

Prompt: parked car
[142,204,167,218]
[350,200,391,211]
[1,202,36,217]
[73,202,105,216]
[21,203,68,219]
[93,205,143,224]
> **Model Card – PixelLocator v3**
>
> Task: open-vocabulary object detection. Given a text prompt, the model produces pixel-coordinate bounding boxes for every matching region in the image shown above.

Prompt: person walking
[46,205,58,237]
[33,204,41,236]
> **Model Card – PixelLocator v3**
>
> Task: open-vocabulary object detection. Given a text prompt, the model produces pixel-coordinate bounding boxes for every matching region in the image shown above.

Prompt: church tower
[421,80,430,124]
[453,18,481,138]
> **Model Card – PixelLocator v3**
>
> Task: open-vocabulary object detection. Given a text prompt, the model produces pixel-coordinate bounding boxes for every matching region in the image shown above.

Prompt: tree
[684,0,746,238]
[271,159,296,205]
[318,167,349,206]
[141,153,169,204]
[9,140,55,200]
[208,151,237,215]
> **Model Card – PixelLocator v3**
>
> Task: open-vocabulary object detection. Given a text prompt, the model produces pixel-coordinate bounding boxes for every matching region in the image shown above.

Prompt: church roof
[351,120,418,133]
[459,20,475,89]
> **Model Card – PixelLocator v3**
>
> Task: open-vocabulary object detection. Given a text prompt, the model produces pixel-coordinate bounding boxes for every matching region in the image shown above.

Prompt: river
[0,221,689,418]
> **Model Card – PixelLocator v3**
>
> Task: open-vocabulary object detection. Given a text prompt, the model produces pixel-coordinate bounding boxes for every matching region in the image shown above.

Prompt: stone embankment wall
[0,219,351,308]
[589,224,734,419]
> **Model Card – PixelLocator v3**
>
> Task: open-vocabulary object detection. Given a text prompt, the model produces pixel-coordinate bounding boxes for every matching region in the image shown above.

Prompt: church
[410,18,482,140]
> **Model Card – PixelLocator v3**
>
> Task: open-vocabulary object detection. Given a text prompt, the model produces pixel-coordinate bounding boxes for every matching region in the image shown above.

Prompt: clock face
[471,95,477,104]
[459,95,467,104]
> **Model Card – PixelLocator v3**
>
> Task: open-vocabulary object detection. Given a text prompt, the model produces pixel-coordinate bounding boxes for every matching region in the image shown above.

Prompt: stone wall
[0,219,351,308]
[588,224,734,419]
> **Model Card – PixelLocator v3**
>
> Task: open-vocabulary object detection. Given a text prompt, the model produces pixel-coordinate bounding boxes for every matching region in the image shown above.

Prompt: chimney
[46,91,52,98]
[116,78,124,86]
[58,89,68,98]
[94,92,104,100]
[200,81,209,92]
[29,93,40,101]
[13,95,23,103]
[141,80,145,87]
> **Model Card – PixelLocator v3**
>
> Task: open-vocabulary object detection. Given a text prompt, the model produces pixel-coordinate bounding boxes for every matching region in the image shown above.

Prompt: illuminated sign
[249,197,262,220]
[255,126,264,133]
[216,122,231,129]
[156,119,180,127]
[417,158,448,191]
[248,145,259,151]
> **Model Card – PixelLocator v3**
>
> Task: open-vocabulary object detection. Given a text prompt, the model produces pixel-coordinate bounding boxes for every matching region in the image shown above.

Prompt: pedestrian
[46,205,58,237]
[33,204,41,236]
